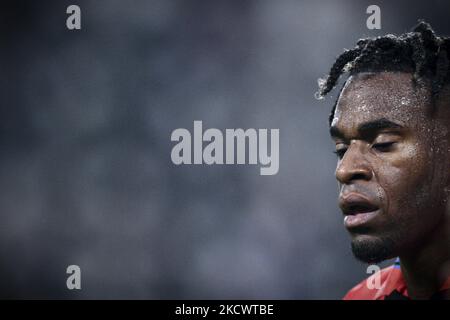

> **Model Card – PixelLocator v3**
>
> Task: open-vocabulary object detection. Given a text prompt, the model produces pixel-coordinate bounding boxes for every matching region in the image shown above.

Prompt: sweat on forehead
[331,71,432,128]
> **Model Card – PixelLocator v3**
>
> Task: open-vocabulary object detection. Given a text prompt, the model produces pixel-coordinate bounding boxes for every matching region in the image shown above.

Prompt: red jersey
[344,259,450,300]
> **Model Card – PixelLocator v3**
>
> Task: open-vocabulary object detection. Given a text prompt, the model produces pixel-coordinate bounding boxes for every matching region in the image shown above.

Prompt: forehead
[332,71,431,130]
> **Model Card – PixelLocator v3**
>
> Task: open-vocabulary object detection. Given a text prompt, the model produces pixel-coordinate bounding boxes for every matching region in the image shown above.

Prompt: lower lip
[344,210,380,229]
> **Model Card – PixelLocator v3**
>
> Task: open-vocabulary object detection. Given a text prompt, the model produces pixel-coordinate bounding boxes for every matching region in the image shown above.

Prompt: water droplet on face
[400,97,409,106]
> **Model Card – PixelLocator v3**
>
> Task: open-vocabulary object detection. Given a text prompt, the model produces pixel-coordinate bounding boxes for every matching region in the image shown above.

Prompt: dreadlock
[316,21,450,125]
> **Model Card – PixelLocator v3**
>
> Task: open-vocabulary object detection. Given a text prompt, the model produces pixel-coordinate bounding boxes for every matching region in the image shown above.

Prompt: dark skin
[330,71,450,299]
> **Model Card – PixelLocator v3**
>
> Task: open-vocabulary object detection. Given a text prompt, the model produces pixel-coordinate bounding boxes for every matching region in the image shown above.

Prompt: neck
[399,214,450,299]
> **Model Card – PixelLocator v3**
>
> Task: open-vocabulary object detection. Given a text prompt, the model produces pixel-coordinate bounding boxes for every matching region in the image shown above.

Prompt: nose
[335,142,373,184]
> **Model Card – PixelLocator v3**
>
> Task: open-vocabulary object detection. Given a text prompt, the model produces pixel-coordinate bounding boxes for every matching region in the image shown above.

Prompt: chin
[350,234,396,264]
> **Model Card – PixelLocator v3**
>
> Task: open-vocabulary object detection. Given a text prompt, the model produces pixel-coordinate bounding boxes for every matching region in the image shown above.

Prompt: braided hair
[316,21,450,125]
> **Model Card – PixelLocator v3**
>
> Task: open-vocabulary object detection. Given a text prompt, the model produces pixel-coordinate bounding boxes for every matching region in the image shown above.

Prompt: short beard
[351,235,396,264]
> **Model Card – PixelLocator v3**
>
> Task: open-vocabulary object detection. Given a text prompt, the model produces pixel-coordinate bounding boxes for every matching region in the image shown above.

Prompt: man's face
[330,71,450,263]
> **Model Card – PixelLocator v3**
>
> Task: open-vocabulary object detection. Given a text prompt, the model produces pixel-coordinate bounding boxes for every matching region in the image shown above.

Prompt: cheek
[375,143,432,212]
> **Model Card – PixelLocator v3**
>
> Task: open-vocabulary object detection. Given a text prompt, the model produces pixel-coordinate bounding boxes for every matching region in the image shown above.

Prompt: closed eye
[373,141,395,152]
[333,148,347,159]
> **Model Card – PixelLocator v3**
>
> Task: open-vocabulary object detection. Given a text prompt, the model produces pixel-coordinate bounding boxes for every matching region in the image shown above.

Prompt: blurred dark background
[1,0,450,299]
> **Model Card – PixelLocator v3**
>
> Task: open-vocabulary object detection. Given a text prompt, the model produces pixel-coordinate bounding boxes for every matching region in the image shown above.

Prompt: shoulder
[343,265,400,300]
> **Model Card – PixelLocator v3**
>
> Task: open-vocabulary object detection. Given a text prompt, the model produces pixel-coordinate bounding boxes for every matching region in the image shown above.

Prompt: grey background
[1,0,449,299]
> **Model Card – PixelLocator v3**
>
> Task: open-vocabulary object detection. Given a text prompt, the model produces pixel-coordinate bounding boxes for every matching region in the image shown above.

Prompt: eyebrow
[330,118,404,139]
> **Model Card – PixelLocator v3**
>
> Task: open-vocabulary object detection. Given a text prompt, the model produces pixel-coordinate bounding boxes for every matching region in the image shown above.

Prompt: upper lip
[339,193,379,216]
